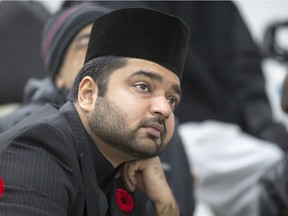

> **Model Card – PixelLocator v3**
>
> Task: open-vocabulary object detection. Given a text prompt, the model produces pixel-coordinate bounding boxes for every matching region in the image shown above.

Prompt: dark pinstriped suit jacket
[0,101,143,216]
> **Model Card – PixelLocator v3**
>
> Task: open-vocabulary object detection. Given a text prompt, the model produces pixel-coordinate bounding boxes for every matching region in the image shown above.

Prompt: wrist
[153,191,180,216]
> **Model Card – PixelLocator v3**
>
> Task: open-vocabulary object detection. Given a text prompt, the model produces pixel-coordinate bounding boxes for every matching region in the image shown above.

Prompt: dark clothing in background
[0,78,67,132]
[89,1,288,151]
[0,1,49,103]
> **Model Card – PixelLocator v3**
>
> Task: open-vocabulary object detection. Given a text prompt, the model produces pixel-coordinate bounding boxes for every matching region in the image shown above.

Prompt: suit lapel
[59,102,144,216]
[60,102,108,216]
[79,143,108,216]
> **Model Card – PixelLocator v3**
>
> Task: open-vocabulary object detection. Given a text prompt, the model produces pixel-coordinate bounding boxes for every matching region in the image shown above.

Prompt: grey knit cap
[41,3,110,79]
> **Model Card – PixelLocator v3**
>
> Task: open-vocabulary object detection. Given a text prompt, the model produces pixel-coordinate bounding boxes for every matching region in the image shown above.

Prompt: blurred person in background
[0,3,110,132]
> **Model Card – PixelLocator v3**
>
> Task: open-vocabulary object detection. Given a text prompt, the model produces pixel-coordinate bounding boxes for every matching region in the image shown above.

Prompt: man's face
[55,24,93,90]
[88,58,181,160]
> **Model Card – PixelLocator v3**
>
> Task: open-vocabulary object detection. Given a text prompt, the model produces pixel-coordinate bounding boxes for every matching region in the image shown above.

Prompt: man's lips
[142,123,165,138]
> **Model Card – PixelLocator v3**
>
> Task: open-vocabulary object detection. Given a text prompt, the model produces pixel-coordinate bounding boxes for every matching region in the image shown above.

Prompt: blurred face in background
[55,24,93,90]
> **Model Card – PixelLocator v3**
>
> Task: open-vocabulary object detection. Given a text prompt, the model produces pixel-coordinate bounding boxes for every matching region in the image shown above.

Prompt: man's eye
[74,38,89,50]
[167,97,178,107]
[135,83,150,92]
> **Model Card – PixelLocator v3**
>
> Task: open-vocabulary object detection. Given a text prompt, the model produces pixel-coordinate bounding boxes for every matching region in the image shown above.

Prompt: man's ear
[77,76,98,112]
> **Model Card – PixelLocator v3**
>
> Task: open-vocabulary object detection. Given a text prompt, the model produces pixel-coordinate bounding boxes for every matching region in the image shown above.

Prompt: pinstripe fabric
[0,102,145,216]
[0,103,84,216]
[60,104,108,216]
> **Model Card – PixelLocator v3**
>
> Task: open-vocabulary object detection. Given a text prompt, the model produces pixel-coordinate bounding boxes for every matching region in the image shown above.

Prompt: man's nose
[150,97,172,118]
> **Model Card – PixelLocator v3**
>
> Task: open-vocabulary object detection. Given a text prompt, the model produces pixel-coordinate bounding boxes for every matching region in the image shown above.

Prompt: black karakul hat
[84,8,190,80]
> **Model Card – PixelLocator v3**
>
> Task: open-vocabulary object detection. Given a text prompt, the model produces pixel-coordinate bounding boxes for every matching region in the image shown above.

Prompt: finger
[123,162,137,191]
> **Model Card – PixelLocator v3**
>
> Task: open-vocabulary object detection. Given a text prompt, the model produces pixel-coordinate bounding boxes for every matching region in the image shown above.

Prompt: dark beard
[88,96,168,159]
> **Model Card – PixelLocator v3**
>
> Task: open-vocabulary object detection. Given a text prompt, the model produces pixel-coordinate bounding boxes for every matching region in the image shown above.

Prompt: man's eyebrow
[130,70,182,97]
[130,70,163,82]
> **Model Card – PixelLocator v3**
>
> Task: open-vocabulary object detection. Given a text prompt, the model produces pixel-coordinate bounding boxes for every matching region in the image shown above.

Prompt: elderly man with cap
[0,7,190,216]
[0,3,110,133]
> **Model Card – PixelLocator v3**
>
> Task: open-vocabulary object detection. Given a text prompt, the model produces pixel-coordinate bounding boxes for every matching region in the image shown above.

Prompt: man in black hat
[0,7,190,216]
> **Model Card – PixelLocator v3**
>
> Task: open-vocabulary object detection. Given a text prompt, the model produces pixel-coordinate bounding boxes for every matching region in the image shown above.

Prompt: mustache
[139,117,166,129]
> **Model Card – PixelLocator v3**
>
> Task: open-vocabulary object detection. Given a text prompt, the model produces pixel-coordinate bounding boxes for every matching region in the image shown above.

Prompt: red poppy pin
[0,177,4,198]
[115,188,134,213]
